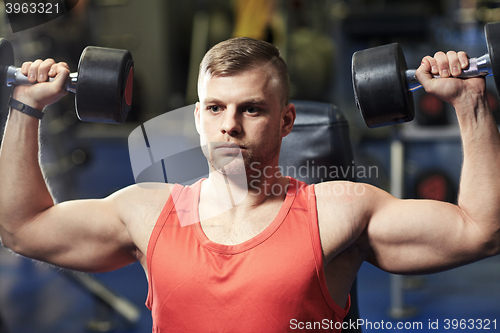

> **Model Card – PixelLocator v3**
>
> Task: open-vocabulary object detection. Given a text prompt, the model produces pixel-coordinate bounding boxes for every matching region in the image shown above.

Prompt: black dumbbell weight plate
[352,43,414,128]
[76,46,133,124]
[485,22,500,97]
[0,39,14,114]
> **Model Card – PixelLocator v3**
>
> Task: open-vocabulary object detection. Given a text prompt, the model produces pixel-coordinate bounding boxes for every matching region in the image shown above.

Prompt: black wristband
[8,97,44,120]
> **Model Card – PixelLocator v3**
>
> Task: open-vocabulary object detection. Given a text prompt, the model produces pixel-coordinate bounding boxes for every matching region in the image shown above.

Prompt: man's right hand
[12,59,70,112]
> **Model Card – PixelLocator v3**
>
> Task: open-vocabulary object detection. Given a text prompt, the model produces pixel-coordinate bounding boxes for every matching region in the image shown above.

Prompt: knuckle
[42,59,55,68]
[30,61,42,74]
[49,64,57,73]
[21,62,31,72]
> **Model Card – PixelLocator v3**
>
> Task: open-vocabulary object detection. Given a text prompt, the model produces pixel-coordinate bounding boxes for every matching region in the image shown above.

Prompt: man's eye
[208,106,220,112]
[246,107,258,114]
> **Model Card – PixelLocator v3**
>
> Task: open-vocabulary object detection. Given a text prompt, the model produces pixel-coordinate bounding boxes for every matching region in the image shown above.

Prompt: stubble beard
[206,135,281,179]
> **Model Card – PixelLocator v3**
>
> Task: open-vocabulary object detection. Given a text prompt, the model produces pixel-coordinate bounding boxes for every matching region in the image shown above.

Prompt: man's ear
[281,103,296,138]
[194,102,201,134]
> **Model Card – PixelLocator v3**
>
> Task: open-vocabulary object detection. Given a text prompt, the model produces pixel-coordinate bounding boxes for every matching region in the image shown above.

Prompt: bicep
[365,187,489,274]
[11,197,136,273]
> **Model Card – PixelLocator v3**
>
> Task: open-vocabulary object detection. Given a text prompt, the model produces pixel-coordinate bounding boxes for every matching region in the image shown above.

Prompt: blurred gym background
[0,0,499,332]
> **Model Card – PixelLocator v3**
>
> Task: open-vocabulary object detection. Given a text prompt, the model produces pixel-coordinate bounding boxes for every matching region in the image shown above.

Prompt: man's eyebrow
[241,98,268,106]
[203,98,223,105]
[202,98,269,106]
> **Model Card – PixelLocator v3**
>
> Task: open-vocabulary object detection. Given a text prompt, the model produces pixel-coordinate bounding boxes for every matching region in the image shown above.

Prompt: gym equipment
[352,22,500,128]
[65,271,141,327]
[0,38,133,124]
[414,170,456,203]
[416,93,447,126]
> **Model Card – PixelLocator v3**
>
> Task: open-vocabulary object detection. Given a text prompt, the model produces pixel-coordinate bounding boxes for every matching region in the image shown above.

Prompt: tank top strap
[145,183,184,309]
[306,183,351,318]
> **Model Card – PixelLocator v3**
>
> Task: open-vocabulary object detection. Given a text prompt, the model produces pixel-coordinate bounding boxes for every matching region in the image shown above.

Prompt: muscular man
[0,38,499,332]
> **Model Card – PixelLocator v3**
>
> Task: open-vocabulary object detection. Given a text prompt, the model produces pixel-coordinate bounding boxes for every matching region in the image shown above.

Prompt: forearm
[0,106,54,245]
[455,91,500,254]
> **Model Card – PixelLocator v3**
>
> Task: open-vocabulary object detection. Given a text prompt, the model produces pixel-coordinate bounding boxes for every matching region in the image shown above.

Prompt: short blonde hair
[198,37,290,107]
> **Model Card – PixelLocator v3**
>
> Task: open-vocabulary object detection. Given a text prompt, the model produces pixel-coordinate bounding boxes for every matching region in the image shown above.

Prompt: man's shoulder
[105,183,175,263]
[313,181,391,240]
[313,181,376,231]
[313,181,373,263]
[313,180,369,201]
[108,183,174,218]
[113,182,172,199]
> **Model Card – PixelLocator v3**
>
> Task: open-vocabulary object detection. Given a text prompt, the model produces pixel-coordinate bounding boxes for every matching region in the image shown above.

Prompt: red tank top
[146,177,350,332]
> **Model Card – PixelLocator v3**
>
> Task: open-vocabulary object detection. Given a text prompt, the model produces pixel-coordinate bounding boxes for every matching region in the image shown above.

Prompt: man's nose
[220,108,241,135]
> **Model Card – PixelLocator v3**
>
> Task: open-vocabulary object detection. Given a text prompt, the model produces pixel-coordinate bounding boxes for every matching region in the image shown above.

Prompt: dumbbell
[0,38,133,124]
[352,22,500,128]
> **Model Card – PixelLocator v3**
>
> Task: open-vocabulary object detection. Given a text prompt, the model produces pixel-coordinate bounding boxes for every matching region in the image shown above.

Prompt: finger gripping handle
[454,54,491,78]
[6,66,76,93]
[406,54,492,91]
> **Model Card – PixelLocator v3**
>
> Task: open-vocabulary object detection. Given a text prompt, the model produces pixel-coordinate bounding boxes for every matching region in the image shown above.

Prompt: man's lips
[214,143,246,149]
[213,143,245,155]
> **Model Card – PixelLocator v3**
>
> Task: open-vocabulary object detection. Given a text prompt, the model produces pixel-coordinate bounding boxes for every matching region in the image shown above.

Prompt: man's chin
[213,162,247,176]
[210,152,249,175]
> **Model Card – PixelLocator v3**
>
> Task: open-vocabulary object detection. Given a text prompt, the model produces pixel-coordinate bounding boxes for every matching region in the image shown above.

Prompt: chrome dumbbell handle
[406,54,492,91]
[5,66,78,93]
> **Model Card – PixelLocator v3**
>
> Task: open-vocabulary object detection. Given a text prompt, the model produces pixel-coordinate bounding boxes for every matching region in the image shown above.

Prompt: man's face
[195,67,292,176]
